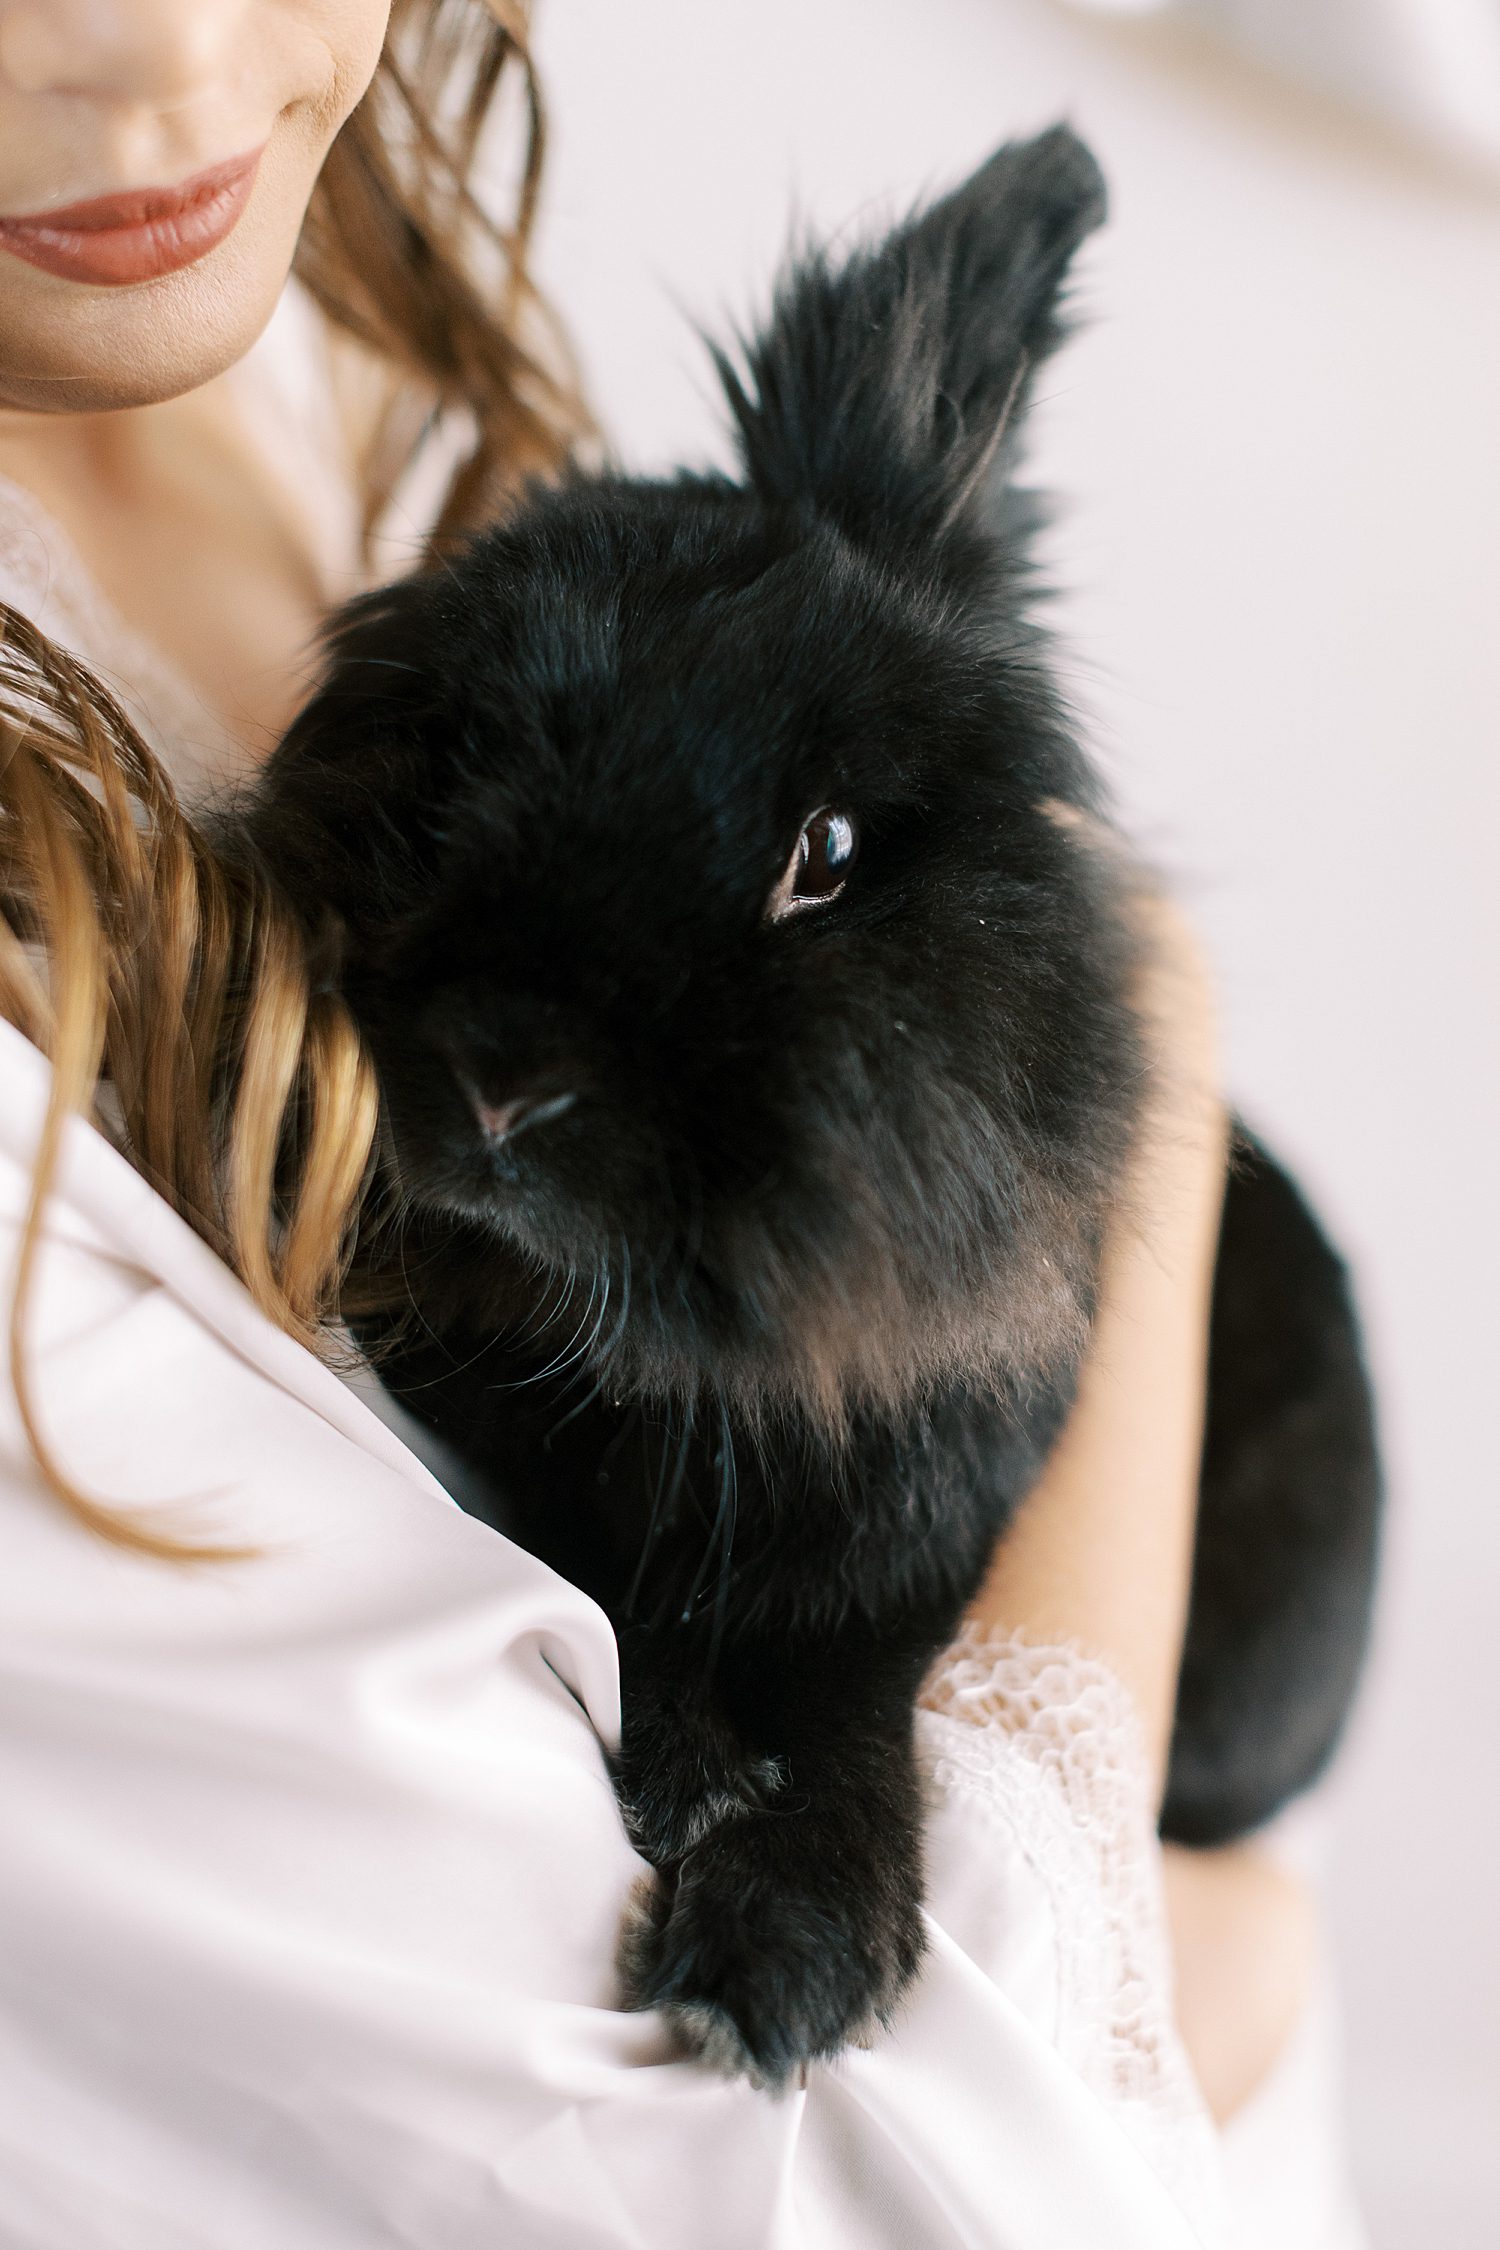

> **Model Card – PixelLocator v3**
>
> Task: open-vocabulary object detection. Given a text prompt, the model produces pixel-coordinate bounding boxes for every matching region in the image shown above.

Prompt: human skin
[968,879,1226,1794]
[0,0,1308,2128]
[969,882,1315,2120]
[0,0,391,414]
[0,0,393,741]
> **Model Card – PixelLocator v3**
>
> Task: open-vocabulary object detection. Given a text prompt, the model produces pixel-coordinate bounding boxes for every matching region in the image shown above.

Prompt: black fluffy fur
[241,128,1382,2086]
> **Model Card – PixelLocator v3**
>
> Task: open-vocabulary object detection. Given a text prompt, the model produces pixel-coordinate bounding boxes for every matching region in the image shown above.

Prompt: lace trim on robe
[919,1628,1234,2246]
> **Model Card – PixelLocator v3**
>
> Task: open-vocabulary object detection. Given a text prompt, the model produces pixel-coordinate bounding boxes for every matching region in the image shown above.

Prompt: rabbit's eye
[767,809,859,923]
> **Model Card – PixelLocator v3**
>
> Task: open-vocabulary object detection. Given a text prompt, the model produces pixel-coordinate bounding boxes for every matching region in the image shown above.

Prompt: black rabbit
[243,127,1381,2086]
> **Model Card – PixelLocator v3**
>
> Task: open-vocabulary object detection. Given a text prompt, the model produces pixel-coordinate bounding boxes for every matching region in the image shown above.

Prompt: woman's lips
[0,148,264,286]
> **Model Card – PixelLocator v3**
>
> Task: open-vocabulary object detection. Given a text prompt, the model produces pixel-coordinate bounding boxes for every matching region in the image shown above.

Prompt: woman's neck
[0,390,185,496]
[0,380,339,763]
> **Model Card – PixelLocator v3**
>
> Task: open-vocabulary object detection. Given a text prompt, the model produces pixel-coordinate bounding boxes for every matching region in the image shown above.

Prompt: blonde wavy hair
[0,0,585,1556]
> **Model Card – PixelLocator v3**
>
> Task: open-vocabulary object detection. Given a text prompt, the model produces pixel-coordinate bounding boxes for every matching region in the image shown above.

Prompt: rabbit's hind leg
[1161,1131,1382,1847]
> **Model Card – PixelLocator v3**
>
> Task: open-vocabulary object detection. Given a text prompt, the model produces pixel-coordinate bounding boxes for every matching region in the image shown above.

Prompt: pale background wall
[522,3,1500,2239]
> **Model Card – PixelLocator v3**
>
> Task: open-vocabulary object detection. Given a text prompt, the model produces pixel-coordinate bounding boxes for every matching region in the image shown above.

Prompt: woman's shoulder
[0,1011,621,1724]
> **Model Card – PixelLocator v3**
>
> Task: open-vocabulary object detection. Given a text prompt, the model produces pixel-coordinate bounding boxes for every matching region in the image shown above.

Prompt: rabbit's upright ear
[715,125,1105,560]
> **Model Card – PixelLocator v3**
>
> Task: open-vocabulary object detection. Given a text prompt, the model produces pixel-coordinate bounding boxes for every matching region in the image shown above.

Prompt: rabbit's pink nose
[475,1090,578,1145]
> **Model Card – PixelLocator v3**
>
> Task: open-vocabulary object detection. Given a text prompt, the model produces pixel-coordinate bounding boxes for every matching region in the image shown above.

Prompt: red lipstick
[0,148,264,287]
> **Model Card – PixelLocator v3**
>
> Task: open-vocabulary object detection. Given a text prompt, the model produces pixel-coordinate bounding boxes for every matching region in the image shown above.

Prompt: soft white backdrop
[521,3,1500,2240]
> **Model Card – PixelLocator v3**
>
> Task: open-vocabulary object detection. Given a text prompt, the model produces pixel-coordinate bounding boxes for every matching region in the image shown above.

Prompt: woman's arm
[966,886,1228,1795]
[960,878,1317,2128]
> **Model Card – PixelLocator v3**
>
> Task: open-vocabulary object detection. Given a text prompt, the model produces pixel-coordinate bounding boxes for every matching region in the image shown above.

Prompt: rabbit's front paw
[610,1659,787,1867]
[611,1734,788,1868]
[618,1802,926,2088]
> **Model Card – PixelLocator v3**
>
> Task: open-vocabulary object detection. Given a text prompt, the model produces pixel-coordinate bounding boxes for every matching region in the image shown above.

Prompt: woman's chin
[0,142,314,416]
